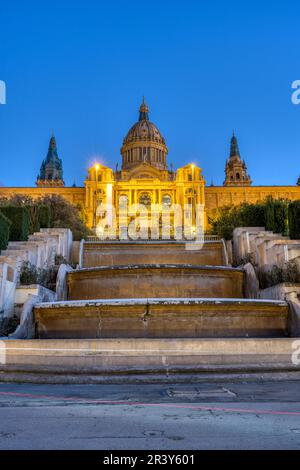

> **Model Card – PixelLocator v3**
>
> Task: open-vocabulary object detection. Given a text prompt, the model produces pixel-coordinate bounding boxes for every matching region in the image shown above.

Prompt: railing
[85,234,220,243]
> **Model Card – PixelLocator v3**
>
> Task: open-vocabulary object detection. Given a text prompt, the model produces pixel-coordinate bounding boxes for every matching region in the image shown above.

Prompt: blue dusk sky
[0,0,299,187]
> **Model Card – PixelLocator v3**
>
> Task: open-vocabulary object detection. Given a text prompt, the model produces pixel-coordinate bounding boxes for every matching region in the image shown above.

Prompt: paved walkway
[0,381,300,449]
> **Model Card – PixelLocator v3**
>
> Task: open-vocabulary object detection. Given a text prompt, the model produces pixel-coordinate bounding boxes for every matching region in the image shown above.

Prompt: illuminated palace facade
[1,98,300,233]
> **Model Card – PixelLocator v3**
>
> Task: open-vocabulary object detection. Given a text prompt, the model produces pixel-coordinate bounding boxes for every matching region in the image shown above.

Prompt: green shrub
[265,197,275,232]
[38,195,91,240]
[265,197,289,235]
[0,206,30,241]
[20,261,59,291]
[26,204,40,234]
[208,205,240,240]
[288,200,300,240]
[0,211,12,250]
[19,261,39,285]
[235,252,255,267]
[0,194,91,241]
[239,202,266,227]
[0,316,19,336]
[38,205,51,228]
[209,198,292,240]
[0,195,39,235]
[38,265,58,291]
[209,202,267,240]
[257,260,300,289]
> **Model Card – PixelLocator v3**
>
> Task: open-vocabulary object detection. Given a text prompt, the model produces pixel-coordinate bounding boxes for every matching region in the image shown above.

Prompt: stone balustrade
[0,262,16,318]
[40,228,73,261]
[233,227,300,269]
[27,233,57,267]
[0,228,73,322]
[265,242,300,268]
[233,227,265,261]
[233,227,300,330]
[7,242,44,268]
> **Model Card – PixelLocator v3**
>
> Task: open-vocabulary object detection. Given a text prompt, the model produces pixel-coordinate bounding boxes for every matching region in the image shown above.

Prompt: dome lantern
[139,96,149,121]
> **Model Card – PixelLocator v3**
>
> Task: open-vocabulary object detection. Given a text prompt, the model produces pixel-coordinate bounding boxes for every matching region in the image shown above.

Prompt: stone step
[67,264,244,301]
[0,338,299,384]
[83,240,225,268]
[34,297,289,339]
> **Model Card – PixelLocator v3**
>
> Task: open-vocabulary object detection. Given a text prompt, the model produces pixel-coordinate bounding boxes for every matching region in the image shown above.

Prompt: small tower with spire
[36,134,65,187]
[223,133,252,187]
[139,96,149,121]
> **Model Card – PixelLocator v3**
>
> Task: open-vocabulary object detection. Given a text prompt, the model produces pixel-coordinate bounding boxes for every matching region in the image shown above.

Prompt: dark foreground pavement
[0,381,300,450]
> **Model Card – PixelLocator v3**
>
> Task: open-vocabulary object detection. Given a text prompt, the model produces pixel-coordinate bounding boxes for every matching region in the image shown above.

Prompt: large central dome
[121,98,168,171]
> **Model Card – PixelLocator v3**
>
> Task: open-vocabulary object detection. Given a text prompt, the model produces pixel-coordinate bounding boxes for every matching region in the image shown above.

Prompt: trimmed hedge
[288,200,300,240]
[209,198,294,240]
[265,198,289,235]
[26,204,40,234]
[0,206,30,241]
[38,205,51,228]
[239,202,266,227]
[0,211,12,250]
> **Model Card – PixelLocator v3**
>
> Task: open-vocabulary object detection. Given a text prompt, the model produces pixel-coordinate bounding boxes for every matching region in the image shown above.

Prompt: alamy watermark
[0,341,6,365]
[292,340,300,365]
[95,200,206,250]
[0,80,6,104]
[291,80,300,105]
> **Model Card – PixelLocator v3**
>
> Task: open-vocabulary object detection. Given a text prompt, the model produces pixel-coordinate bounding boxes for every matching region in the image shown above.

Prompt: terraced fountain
[34,240,289,340]
[2,238,297,382]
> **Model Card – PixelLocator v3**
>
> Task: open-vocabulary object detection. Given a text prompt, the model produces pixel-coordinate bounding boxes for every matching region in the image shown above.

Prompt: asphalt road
[0,381,300,450]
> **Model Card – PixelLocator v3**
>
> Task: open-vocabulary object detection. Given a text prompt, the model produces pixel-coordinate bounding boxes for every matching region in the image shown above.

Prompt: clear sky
[0,0,299,187]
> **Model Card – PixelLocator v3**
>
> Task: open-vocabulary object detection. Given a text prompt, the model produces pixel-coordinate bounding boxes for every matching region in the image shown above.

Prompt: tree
[208,202,266,240]
[265,196,289,235]
[0,194,91,241]
[0,194,39,233]
[36,195,91,240]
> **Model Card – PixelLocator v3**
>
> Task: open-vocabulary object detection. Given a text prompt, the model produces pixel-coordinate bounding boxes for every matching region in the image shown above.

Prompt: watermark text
[291,80,300,105]
[0,80,6,104]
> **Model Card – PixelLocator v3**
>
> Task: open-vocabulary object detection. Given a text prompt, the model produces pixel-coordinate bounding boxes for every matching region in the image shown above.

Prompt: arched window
[236,173,240,180]
[119,194,128,211]
[139,192,151,207]
[119,194,128,205]
[162,194,172,207]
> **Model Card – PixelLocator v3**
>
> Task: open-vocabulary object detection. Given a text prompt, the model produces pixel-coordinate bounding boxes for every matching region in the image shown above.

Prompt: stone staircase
[233,227,300,269]
[0,228,73,321]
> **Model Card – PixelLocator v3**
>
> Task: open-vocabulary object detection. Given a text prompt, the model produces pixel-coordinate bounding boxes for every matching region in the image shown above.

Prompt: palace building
[1,98,300,233]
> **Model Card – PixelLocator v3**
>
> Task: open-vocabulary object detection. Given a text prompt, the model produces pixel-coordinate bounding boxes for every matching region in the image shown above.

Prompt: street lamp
[93,163,100,228]
[190,164,196,238]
